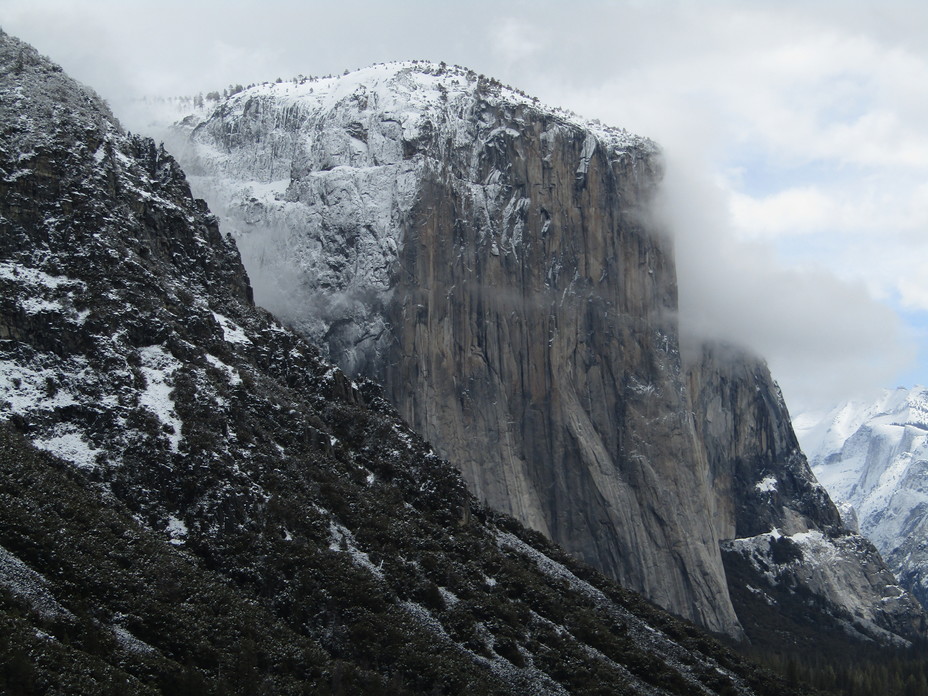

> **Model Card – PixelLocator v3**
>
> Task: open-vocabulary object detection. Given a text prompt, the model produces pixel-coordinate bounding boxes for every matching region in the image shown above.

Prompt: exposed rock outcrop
[687,343,925,643]
[686,343,842,541]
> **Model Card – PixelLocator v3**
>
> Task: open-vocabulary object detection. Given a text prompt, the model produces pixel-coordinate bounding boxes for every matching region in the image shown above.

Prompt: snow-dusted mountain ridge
[179,60,648,177]
[797,386,928,607]
[6,30,831,693]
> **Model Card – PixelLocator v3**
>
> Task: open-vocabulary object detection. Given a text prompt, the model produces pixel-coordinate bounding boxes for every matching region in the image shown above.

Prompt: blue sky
[3,0,927,412]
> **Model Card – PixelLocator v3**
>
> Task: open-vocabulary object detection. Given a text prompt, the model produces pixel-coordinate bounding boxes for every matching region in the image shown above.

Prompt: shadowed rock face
[686,342,843,542]
[687,343,926,643]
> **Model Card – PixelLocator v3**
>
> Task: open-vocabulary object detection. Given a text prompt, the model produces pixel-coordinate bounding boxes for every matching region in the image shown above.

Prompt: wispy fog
[655,149,913,411]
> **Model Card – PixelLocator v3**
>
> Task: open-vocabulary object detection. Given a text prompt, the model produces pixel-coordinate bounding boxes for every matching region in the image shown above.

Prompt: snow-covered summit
[169,59,661,378]
[180,60,652,171]
[169,59,768,636]
[796,386,928,502]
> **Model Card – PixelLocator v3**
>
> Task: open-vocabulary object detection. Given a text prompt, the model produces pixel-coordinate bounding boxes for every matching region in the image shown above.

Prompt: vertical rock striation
[386,111,740,635]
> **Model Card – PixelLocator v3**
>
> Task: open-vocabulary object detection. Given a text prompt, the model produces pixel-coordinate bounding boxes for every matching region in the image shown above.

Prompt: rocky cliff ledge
[687,343,924,644]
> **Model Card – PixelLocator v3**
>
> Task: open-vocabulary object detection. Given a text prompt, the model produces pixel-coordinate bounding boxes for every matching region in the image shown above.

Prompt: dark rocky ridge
[0,30,819,695]
[172,61,925,644]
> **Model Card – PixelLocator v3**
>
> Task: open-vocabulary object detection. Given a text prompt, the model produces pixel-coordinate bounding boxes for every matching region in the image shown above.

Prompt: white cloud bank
[498,3,928,410]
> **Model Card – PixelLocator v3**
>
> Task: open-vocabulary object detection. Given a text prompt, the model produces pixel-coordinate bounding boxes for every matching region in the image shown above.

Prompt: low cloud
[656,150,914,412]
[489,18,544,64]
[729,187,838,238]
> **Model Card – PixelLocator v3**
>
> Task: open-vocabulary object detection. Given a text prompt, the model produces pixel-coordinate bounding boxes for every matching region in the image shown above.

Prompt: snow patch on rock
[33,423,103,470]
[755,476,778,493]
[138,345,184,453]
[212,312,252,346]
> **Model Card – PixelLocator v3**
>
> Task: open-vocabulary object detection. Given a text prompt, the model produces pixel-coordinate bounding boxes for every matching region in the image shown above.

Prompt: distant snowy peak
[796,386,928,466]
[796,386,928,607]
[796,385,928,507]
[793,386,928,482]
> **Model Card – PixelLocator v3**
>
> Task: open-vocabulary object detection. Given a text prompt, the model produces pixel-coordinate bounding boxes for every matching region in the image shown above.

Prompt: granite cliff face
[173,63,741,636]
[170,62,923,643]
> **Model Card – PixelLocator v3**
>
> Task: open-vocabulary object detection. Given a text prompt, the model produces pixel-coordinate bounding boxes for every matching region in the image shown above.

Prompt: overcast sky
[4,0,928,413]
